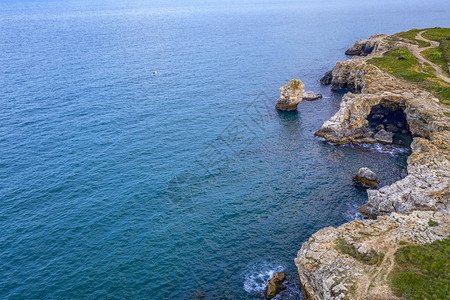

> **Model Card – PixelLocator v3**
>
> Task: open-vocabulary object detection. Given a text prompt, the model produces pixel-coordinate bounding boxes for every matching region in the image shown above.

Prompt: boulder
[375,124,385,131]
[303,91,323,101]
[275,79,305,111]
[353,167,379,189]
[385,123,399,133]
[374,129,394,144]
[320,70,333,85]
[265,272,286,299]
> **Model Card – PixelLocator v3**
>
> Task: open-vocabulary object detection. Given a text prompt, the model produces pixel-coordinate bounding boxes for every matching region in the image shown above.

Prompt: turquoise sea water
[1,0,450,299]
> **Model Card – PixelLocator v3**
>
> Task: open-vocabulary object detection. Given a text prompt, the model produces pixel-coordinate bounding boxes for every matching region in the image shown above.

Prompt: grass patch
[422,47,448,74]
[389,238,450,299]
[428,219,439,227]
[335,237,384,265]
[368,48,450,105]
[421,28,450,42]
[421,28,450,74]
[396,29,430,47]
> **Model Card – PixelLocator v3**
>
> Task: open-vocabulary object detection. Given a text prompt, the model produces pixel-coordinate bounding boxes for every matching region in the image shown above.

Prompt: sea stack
[275,79,305,111]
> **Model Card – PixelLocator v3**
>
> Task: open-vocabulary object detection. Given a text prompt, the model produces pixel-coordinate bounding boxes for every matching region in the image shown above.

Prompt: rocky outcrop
[276,79,305,111]
[296,32,450,300]
[361,131,450,218]
[353,167,379,189]
[314,34,450,216]
[329,61,369,92]
[265,272,287,299]
[295,211,449,300]
[303,91,323,101]
[373,129,394,144]
[345,34,389,56]
[320,70,333,85]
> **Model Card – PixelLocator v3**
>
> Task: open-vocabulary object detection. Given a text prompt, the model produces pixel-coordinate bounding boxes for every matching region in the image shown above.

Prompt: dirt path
[407,30,450,84]
[354,246,399,299]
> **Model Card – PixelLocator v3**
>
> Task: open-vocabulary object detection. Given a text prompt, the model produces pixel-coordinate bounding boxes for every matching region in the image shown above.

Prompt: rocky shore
[295,211,449,299]
[295,32,450,299]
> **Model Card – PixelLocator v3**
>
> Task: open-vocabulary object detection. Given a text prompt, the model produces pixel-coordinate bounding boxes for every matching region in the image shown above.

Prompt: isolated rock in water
[303,91,323,101]
[320,70,333,85]
[374,129,394,144]
[353,167,379,189]
[275,79,305,111]
[265,272,286,299]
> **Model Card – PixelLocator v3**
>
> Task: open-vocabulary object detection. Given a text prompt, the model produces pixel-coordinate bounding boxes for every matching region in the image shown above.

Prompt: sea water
[1,0,449,298]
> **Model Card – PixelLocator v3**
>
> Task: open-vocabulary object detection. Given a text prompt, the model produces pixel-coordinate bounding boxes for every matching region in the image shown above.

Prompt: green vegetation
[396,29,430,47]
[422,28,450,42]
[421,28,450,74]
[389,238,450,299]
[422,47,448,74]
[335,237,384,265]
[428,219,439,227]
[369,48,450,105]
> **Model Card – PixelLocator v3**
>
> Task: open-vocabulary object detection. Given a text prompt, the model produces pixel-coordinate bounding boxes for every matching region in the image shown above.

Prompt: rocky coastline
[294,31,450,299]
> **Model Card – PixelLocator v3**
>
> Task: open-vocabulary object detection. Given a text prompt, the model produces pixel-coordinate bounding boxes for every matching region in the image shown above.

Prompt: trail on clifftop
[408,30,450,84]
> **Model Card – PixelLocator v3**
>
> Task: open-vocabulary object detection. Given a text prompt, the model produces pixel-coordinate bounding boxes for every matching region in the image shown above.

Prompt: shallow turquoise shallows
[1,0,449,299]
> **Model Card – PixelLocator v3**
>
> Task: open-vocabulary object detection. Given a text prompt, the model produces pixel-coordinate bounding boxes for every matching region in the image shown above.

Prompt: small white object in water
[152,71,157,75]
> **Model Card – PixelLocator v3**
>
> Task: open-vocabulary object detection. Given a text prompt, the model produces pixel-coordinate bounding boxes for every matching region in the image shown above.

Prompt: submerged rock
[303,91,323,101]
[320,70,333,85]
[275,79,305,111]
[265,272,286,299]
[353,167,379,189]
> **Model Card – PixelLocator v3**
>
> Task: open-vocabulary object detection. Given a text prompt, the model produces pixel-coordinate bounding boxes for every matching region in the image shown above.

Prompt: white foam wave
[358,143,409,156]
[242,261,284,293]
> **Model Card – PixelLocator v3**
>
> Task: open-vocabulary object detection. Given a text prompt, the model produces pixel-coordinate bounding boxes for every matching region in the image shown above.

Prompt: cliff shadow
[366,99,413,147]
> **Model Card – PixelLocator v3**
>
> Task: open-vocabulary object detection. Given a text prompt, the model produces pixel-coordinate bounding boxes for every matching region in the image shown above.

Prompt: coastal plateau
[294,28,450,299]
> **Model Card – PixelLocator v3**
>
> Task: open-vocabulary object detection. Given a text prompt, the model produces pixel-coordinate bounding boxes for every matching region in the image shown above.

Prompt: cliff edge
[296,29,450,299]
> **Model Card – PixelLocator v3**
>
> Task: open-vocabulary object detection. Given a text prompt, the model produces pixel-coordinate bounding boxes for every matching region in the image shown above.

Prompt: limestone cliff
[296,32,450,300]
[315,34,450,216]
[345,34,389,56]
[295,211,449,300]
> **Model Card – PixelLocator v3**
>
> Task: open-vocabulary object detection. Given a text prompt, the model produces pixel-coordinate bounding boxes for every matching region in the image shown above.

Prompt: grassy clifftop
[389,238,450,299]
[368,28,450,106]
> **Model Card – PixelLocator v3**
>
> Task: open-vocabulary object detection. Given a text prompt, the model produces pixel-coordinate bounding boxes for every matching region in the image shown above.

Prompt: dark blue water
[1,0,449,299]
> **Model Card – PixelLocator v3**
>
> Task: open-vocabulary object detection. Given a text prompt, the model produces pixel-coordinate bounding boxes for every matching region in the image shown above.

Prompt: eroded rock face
[361,131,450,218]
[276,79,305,111]
[297,32,450,300]
[315,34,450,216]
[353,167,379,189]
[265,272,287,299]
[330,61,370,92]
[295,211,449,300]
[320,70,333,85]
[345,34,389,56]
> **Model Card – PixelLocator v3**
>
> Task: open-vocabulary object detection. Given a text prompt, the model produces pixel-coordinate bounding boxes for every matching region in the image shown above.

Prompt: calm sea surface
[1,0,449,298]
